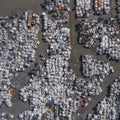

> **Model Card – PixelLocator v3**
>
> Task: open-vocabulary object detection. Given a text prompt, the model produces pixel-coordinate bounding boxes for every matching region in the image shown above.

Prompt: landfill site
[0,0,120,120]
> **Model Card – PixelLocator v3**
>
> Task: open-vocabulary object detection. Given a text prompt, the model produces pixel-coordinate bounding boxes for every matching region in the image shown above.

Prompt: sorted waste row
[75,0,110,17]
[87,77,120,120]
[0,12,40,107]
[81,54,114,78]
[78,18,120,61]
[18,1,115,119]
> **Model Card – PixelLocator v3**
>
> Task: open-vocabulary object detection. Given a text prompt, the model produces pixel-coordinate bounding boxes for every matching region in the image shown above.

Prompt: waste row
[76,0,91,17]
[43,0,70,13]
[87,77,120,120]
[94,0,110,15]
[75,0,110,17]
[78,18,120,61]
[81,54,114,78]
[18,1,115,120]
[0,112,14,120]
[19,54,114,119]
[0,12,40,107]
[116,0,120,24]
[42,12,71,59]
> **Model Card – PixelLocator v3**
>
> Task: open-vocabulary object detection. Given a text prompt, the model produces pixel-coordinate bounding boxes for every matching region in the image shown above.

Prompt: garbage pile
[0,112,14,120]
[87,77,120,120]
[44,0,70,12]
[116,0,120,24]
[74,77,103,107]
[81,54,114,78]
[0,12,40,107]
[42,13,71,59]
[78,19,120,61]
[94,0,110,15]
[18,1,113,120]
[19,1,77,120]
[78,19,99,48]
[47,27,71,59]
[19,55,77,120]
[76,0,91,17]
[43,0,70,24]
[98,35,120,61]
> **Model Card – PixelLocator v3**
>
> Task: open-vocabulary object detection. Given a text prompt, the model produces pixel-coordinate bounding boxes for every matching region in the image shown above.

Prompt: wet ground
[0,0,120,120]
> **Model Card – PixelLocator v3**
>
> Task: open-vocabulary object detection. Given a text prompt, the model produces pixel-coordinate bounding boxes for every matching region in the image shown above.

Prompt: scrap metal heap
[0,12,40,107]
[87,77,120,120]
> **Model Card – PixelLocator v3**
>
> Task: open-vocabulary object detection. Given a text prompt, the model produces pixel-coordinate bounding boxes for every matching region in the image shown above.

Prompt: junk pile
[76,0,91,17]
[98,35,120,61]
[43,0,70,24]
[78,19,120,61]
[44,0,70,12]
[81,54,114,78]
[74,77,103,107]
[0,112,14,120]
[94,0,110,15]
[19,1,77,120]
[87,77,120,120]
[0,11,40,107]
[116,0,120,24]
[18,1,113,120]
[42,9,71,59]
[19,56,77,120]
[47,27,71,59]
